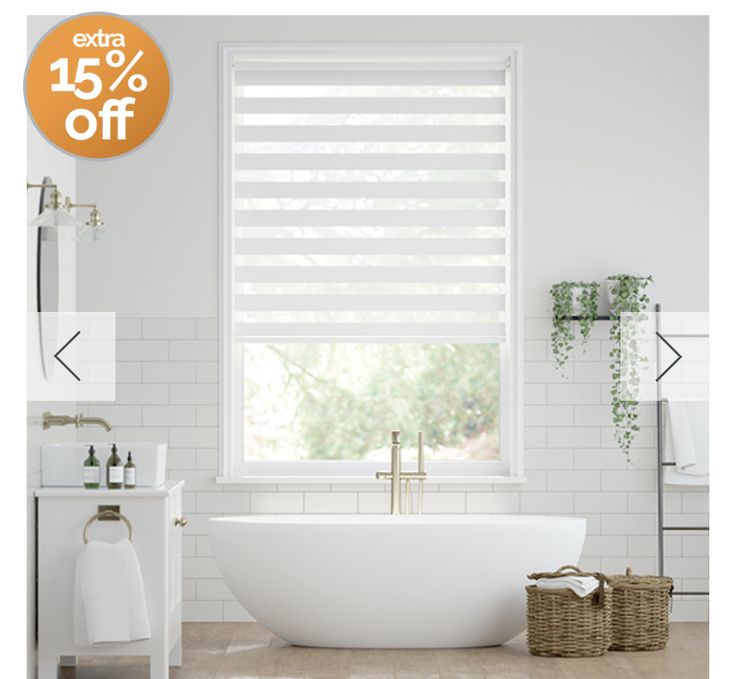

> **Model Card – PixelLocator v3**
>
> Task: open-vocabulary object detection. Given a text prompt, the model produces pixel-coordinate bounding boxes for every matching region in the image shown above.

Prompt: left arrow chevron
[54,330,81,381]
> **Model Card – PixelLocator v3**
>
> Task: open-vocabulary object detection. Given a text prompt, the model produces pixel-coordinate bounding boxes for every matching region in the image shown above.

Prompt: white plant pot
[605,277,651,313]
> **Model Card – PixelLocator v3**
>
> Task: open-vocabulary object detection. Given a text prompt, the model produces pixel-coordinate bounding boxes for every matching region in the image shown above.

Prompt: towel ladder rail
[654,303,709,597]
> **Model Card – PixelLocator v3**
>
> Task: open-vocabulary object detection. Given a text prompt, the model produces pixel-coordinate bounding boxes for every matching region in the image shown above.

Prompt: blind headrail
[229,42,515,67]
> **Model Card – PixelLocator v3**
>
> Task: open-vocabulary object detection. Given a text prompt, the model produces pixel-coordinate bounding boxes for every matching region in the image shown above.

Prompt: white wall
[27,16,77,678]
[62,15,709,624]
[75,15,708,316]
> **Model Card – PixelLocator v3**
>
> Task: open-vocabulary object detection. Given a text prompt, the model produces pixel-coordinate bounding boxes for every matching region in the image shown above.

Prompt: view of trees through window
[243,343,500,462]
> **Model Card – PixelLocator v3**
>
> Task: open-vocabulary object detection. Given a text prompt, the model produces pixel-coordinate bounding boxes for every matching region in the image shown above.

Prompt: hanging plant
[607,274,653,461]
[550,281,600,371]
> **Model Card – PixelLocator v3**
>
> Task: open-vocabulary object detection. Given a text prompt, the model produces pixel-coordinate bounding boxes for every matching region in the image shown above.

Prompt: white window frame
[218,42,524,484]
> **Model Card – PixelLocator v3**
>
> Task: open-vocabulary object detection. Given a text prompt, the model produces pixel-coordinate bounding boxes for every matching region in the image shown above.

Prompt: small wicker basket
[608,567,673,651]
[526,565,611,658]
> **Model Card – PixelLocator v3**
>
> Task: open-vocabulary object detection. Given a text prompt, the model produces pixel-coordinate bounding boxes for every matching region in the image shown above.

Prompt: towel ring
[83,510,134,544]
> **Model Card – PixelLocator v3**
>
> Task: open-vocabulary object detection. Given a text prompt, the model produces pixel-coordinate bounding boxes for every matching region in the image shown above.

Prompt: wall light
[65,198,117,242]
[27,180,116,242]
[27,181,85,230]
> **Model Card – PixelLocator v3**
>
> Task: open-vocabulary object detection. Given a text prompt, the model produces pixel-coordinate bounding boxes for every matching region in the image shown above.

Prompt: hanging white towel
[73,539,151,645]
[535,575,601,598]
[663,400,709,487]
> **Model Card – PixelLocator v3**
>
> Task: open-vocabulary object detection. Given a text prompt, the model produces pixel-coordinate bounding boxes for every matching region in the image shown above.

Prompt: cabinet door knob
[174,517,188,527]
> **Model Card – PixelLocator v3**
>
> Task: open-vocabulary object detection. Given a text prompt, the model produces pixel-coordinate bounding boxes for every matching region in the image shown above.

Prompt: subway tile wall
[78,317,709,623]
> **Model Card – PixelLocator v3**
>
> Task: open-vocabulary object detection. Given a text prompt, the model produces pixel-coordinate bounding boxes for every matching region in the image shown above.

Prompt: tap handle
[391,430,401,445]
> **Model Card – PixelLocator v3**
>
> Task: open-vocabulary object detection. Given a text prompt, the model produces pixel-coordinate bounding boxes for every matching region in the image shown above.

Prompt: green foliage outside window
[244,343,500,462]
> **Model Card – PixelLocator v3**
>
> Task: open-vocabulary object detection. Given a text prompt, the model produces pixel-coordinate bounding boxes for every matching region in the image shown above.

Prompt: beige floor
[59,622,708,678]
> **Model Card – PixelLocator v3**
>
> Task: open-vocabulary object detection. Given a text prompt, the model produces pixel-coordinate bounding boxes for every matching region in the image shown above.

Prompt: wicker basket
[526,565,611,657]
[608,567,673,651]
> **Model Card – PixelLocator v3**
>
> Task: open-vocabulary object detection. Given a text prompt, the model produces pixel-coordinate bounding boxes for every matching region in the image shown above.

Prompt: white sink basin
[41,442,167,487]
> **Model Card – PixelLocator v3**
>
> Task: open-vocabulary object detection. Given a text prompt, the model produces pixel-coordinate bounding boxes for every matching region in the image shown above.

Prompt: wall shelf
[562,315,612,321]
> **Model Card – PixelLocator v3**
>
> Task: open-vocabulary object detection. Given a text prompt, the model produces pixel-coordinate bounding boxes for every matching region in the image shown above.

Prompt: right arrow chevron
[655,332,683,382]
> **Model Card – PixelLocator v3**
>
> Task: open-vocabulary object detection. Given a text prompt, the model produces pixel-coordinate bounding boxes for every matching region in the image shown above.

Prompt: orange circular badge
[25,13,171,159]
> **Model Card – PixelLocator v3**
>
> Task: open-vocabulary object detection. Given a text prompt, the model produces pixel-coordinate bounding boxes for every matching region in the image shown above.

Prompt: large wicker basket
[526,565,611,657]
[608,567,673,651]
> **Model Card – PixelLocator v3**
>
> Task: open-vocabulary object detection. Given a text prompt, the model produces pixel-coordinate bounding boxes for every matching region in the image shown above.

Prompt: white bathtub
[209,514,586,649]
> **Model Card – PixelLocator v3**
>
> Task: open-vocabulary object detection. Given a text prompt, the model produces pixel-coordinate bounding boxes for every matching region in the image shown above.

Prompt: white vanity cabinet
[35,480,185,679]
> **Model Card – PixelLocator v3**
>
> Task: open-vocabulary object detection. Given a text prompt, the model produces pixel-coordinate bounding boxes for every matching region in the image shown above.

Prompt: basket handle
[591,573,608,607]
[528,564,584,580]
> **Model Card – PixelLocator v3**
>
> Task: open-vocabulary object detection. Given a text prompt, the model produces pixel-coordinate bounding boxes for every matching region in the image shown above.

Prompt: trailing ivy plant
[607,274,653,462]
[550,281,600,372]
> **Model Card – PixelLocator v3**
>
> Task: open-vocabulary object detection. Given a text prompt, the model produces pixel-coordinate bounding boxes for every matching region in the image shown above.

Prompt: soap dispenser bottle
[83,445,100,489]
[124,452,136,489]
[106,443,123,489]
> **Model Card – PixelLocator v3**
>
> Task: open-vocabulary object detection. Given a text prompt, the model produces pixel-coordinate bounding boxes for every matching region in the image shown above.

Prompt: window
[220,44,522,481]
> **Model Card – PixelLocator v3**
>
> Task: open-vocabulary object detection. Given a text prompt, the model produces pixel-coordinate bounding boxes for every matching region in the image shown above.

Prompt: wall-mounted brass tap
[42,412,113,432]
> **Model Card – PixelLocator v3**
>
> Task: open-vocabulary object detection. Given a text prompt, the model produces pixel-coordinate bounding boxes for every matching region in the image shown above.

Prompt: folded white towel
[664,400,709,486]
[536,575,601,598]
[73,539,151,645]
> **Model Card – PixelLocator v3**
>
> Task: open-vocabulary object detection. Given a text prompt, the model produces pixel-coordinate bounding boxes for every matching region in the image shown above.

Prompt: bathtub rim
[209,514,587,526]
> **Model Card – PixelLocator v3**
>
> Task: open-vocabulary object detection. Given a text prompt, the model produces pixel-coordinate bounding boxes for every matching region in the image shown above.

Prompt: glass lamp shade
[29,206,86,229]
[76,206,117,242]
[76,224,117,242]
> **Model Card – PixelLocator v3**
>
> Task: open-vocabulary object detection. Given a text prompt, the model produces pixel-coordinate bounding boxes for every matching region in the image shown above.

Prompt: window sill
[216,475,527,485]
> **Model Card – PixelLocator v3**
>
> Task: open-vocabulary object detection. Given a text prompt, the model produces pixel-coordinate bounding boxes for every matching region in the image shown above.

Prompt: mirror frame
[36,175,54,314]
[36,176,59,380]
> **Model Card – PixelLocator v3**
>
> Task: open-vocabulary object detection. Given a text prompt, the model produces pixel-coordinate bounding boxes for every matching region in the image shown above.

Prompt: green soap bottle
[106,443,123,489]
[83,445,100,489]
[124,452,137,489]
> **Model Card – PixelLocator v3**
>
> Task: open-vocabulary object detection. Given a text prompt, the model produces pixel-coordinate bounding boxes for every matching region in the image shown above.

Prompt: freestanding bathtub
[209,514,586,649]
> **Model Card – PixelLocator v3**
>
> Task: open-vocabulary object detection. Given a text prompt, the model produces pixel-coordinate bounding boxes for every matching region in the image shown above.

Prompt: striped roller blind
[227,46,513,343]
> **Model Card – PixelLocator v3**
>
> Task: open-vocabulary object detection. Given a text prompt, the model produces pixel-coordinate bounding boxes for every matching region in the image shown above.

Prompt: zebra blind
[227,46,513,343]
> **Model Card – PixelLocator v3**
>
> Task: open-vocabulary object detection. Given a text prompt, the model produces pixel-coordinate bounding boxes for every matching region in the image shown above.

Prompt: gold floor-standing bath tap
[375,429,427,515]
[376,430,403,515]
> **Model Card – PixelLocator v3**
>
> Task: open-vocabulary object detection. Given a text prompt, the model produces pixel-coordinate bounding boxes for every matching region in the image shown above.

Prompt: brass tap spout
[42,412,113,432]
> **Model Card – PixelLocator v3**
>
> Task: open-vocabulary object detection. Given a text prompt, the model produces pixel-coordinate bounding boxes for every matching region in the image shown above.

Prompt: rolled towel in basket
[535,575,601,598]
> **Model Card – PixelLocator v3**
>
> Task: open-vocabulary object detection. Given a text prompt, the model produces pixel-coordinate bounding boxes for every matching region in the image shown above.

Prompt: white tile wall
[78,317,709,623]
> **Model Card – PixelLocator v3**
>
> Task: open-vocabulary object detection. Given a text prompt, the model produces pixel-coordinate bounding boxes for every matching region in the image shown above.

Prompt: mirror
[36,176,59,379]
